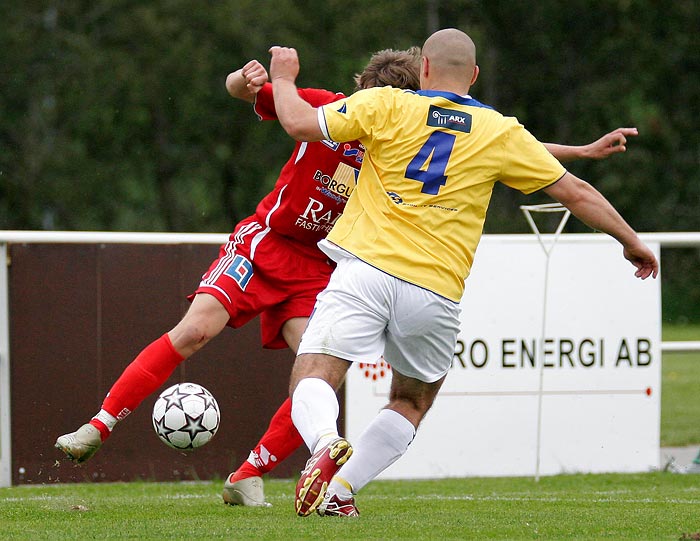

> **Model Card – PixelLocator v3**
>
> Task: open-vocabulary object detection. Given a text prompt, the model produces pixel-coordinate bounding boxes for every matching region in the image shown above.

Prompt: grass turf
[2,324,698,539]
[661,323,700,446]
[2,475,700,540]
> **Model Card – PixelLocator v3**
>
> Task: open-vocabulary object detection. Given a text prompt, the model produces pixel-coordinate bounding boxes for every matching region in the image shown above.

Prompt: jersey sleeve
[499,121,567,194]
[254,83,346,121]
[321,87,390,143]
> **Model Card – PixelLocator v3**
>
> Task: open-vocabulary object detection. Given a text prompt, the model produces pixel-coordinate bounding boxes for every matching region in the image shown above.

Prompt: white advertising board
[345,235,661,478]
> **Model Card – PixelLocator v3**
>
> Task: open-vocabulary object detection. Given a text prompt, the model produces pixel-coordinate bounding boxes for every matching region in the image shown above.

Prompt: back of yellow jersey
[320,87,566,301]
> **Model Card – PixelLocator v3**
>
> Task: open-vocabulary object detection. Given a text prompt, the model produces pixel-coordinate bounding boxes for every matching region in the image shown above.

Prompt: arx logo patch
[427,105,472,133]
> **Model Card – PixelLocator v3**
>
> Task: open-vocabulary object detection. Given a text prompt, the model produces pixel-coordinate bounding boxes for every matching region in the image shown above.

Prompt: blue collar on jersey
[416,90,493,110]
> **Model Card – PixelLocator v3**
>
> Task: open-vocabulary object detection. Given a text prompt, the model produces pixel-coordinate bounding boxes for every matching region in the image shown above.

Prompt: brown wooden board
[8,242,313,485]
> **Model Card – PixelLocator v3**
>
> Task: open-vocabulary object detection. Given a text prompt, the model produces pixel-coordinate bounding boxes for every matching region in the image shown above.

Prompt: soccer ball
[152,382,220,450]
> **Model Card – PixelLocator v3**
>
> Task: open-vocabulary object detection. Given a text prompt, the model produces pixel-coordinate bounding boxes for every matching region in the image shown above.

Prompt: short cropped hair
[354,47,421,91]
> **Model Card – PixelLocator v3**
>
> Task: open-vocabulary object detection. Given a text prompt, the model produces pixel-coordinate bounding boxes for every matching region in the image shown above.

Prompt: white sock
[330,408,415,496]
[291,377,339,453]
[93,409,118,431]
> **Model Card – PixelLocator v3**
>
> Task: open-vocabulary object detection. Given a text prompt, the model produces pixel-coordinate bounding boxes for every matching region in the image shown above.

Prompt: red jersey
[251,83,364,257]
[192,84,365,349]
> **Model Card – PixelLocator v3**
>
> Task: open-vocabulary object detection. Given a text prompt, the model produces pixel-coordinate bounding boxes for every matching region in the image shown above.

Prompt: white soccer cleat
[222,475,272,507]
[55,423,102,464]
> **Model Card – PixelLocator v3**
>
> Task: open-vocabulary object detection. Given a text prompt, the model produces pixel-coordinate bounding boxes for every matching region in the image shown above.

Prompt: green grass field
[2,475,700,540]
[2,324,698,539]
[661,323,700,446]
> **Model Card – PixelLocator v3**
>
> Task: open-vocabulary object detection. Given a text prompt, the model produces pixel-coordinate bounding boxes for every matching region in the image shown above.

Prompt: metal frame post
[520,203,571,481]
[0,243,11,487]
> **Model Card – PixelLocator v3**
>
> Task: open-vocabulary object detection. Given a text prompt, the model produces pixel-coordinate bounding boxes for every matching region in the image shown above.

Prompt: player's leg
[320,371,445,516]
[290,353,351,451]
[280,316,307,353]
[291,255,391,516]
[223,317,307,507]
[55,293,230,463]
[290,352,353,516]
[319,277,460,516]
[223,247,332,506]
[102,292,230,420]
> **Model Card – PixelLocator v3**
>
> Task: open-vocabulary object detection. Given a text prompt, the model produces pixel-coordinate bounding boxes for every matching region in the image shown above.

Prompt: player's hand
[269,46,300,83]
[583,127,639,160]
[623,242,659,280]
[240,60,268,93]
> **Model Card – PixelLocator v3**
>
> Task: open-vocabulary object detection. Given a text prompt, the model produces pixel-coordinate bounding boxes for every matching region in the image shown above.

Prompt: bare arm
[543,172,658,280]
[543,127,638,162]
[225,60,269,103]
[269,46,324,141]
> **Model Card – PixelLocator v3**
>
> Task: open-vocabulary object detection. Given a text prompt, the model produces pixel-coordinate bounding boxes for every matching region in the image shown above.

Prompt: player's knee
[171,320,218,354]
[290,354,348,394]
[386,396,432,426]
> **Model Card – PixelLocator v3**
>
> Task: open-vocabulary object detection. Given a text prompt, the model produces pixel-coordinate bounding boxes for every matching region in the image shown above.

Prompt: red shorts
[191,217,333,349]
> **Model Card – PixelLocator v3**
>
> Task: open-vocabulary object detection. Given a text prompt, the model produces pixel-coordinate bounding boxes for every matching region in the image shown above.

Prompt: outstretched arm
[544,127,639,162]
[269,46,324,141]
[225,60,269,103]
[543,172,658,280]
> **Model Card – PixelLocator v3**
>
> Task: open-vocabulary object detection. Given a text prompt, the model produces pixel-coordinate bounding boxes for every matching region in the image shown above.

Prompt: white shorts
[297,246,461,383]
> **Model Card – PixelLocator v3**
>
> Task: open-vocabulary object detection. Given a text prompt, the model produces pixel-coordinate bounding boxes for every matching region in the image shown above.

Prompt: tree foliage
[1,0,698,319]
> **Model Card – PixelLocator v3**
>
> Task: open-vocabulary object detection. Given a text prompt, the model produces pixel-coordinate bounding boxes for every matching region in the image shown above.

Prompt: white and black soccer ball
[152,382,220,450]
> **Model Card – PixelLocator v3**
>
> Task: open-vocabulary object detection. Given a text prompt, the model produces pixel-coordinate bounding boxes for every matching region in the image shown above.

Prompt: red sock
[101,333,184,421]
[89,418,111,442]
[229,397,304,482]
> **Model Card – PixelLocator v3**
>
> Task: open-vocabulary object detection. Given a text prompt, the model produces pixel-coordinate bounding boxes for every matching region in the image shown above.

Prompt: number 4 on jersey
[405,131,456,195]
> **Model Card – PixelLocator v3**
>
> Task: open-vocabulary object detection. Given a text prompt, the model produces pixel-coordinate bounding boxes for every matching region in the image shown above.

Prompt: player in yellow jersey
[268,28,659,517]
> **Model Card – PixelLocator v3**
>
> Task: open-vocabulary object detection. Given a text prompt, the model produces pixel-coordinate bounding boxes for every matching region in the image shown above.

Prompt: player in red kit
[53,48,423,503]
[55,47,640,508]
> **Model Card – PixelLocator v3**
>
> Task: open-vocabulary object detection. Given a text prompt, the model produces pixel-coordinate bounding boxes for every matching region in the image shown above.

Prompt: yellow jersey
[319,87,566,302]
